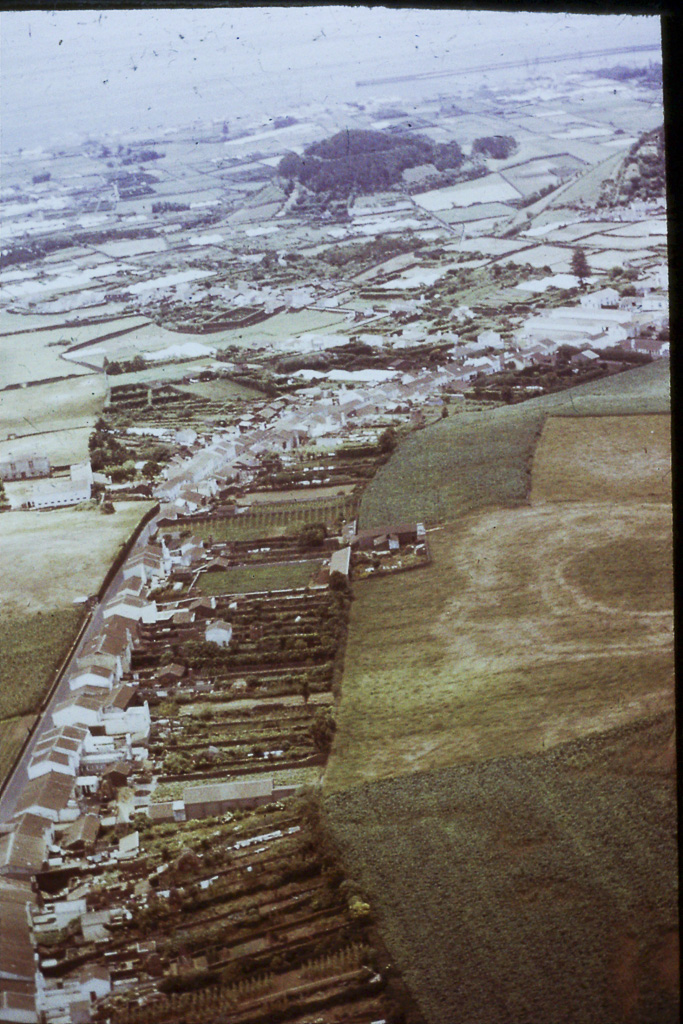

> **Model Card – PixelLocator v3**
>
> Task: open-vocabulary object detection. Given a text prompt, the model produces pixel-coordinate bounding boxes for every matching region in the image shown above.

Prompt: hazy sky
[0,8,661,152]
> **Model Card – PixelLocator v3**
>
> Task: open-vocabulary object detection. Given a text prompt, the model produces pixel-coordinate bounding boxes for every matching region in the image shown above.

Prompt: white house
[102,595,158,624]
[68,662,116,692]
[19,476,91,510]
[52,690,105,730]
[477,329,505,349]
[27,727,85,780]
[205,620,233,647]
[101,686,151,742]
[0,455,50,481]
[579,287,620,309]
[12,771,77,823]
[36,964,111,1022]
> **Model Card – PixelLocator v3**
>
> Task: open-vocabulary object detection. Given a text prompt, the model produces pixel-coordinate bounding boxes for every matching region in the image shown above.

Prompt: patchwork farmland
[325,372,674,1022]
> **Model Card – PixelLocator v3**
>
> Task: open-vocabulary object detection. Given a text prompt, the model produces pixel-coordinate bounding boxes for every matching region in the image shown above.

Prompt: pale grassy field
[413,173,522,211]
[325,502,673,794]
[0,334,93,388]
[329,400,673,794]
[532,413,671,505]
[0,427,92,468]
[0,501,155,614]
[0,374,106,440]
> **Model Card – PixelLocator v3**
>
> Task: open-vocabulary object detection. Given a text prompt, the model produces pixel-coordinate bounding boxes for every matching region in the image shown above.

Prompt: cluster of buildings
[0,460,96,511]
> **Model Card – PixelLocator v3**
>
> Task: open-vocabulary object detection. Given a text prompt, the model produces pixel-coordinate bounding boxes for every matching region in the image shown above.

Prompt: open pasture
[0,715,36,788]
[0,374,105,441]
[0,334,93,388]
[413,173,522,211]
[0,426,94,468]
[495,243,574,271]
[0,610,85,720]
[0,502,155,614]
[585,248,654,270]
[531,414,671,504]
[325,500,673,794]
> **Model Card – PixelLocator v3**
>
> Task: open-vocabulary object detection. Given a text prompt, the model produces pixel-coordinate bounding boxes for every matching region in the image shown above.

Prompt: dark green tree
[571,247,591,285]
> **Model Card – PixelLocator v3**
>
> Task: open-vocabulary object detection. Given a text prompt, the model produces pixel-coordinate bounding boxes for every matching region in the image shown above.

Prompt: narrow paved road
[0,511,162,823]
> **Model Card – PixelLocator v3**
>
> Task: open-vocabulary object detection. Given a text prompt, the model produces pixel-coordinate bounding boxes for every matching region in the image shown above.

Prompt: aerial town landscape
[0,9,676,1024]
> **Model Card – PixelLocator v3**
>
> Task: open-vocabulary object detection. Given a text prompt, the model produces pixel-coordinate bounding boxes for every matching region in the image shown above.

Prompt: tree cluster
[471,135,518,159]
[278,129,464,196]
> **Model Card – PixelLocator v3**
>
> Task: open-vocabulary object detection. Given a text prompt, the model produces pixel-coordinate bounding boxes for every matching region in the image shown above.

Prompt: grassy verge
[196,561,322,596]
[0,609,85,719]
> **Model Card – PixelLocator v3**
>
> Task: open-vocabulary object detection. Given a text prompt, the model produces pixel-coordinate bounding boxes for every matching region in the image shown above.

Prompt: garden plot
[238,484,357,506]
[79,797,406,1024]
[413,173,522,211]
[196,561,322,596]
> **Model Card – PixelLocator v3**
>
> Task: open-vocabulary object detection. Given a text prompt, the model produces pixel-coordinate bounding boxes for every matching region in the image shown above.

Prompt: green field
[327,361,675,1024]
[196,560,322,596]
[0,714,36,788]
[325,505,673,794]
[325,712,678,1024]
[358,361,670,528]
[189,496,357,543]
[0,609,85,719]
